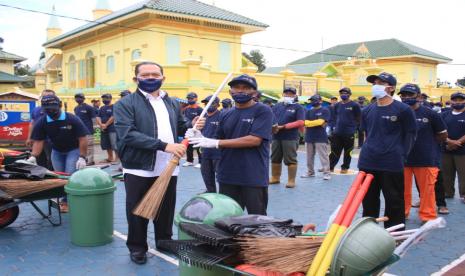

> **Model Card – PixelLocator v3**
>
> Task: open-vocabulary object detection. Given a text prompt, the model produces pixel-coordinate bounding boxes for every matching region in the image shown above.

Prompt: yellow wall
[0,83,18,93]
[0,60,15,75]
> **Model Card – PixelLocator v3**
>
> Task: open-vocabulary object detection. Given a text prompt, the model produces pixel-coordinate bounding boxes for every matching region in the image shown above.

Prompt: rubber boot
[286,164,298,188]
[269,163,282,184]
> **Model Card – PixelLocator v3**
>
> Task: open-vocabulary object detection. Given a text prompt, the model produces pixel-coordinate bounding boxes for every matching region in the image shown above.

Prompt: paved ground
[1,146,464,275]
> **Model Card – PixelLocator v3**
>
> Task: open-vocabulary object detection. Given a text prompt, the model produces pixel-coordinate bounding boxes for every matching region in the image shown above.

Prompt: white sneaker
[194,164,201,169]
[323,175,331,180]
[182,162,194,167]
[301,173,315,178]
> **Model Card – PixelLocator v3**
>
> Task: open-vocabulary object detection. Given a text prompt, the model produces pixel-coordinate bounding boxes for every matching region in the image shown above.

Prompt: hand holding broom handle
[133,73,233,220]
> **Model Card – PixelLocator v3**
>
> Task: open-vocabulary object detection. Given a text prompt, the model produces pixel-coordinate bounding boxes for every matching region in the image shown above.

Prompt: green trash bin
[174,193,244,276]
[65,168,116,246]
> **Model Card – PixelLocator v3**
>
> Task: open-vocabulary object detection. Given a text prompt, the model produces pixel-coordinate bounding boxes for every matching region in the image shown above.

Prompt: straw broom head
[132,157,180,220]
[0,179,67,198]
[236,236,324,274]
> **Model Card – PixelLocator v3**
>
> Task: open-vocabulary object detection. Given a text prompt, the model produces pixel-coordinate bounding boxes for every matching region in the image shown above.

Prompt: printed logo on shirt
[418,117,429,123]
[286,109,296,113]
[80,110,87,114]
[210,121,219,126]
[458,119,465,123]
[381,115,398,122]
[345,107,353,111]
[242,118,254,124]
[316,112,322,116]
[60,125,73,130]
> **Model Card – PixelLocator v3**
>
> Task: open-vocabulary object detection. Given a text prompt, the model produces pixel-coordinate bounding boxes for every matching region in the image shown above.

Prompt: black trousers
[186,144,201,163]
[219,184,268,215]
[361,170,405,229]
[415,170,447,207]
[201,158,219,193]
[124,173,177,253]
[357,127,365,148]
[329,134,354,170]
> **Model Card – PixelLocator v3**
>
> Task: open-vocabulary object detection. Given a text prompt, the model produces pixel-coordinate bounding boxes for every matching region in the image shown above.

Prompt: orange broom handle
[333,171,366,224]
[340,173,374,227]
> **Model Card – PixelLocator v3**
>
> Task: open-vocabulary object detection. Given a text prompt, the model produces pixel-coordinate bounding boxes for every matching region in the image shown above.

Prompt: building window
[218,42,231,72]
[132,49,141,60]
[165,36,180,65]
[68,55,76,88]
[412,67,419,82]
[429,69,433,84]
[106,56,115,73]
[85,50,95,88]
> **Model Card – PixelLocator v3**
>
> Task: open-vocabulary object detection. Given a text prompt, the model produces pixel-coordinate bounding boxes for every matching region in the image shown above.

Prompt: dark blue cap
[41,95,60,107]
[399,83,421,95]
[228,74,257,90]
[367,72,397,86]
[74,93,85,99]
[101,93,112,99]
[451,92,465,100]
[201,95,220,104]
[310,94,322,102]
[283,87,297,94]
[339,87,352,94]
[221,98,232,104]
[357,96,366,101]
[186,92,198,99]
[421,93,429,98]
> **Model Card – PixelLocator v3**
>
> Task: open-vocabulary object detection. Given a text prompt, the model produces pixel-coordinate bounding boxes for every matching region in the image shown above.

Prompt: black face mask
[102,100,111,105]
[75,98,84,104]
[45,107,60,119]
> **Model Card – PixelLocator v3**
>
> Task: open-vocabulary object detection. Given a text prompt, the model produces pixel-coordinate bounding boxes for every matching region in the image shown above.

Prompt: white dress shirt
[123,89,179,177]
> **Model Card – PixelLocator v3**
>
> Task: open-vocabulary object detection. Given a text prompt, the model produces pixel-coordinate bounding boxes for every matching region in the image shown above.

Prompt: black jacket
[114,89,187,170]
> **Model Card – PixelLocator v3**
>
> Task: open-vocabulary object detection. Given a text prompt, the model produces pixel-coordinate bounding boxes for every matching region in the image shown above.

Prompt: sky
[0,0,464,84]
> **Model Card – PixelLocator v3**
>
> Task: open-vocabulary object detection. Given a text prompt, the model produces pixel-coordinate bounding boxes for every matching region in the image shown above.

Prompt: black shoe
[130,252,147,265]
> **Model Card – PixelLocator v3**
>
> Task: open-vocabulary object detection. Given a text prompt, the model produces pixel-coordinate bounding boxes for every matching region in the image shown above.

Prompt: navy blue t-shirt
[441,107,452,113]
[74,103,96,134]
[31,112,89,152]
[358,101,417,172]
[328,105,337,127]
[31,106,45,121]
[201,111,221,160]
[271,103,305,140]
[184,106,203,121]
[334,101,361,136]
[216,103,273,187]
[98,105,115,132]
[405,106,447,167]
[305,107,330,143]
[441,110,465,155]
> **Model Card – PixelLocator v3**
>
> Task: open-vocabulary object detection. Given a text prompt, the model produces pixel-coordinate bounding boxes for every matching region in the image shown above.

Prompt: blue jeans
[51,148,80,203]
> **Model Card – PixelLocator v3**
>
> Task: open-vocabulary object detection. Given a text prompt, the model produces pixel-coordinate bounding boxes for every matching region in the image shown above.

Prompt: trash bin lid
[65,168,115,195]
[175,193,243,226]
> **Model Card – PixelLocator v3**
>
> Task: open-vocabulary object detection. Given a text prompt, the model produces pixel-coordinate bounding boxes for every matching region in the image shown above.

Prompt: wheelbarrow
[0,185,66,228]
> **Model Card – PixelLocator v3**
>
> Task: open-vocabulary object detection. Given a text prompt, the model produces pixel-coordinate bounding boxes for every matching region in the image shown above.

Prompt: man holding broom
[188,74,273,215]
[114,61,204,265]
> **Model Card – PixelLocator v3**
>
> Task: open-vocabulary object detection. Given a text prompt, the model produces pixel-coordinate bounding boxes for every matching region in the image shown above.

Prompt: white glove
[189,137,219,149]
[76,157,87,170]
[185,128,203,139]
[25,156,37,165]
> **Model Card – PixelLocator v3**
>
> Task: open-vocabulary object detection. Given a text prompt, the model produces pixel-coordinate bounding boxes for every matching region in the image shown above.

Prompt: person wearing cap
[327,96,338,138]
[199,95,221,192]
[120,90,131,98]
[441,92,465,202]
[28,95,89,212]
[114,61,202,264]
[356,96,367,148]
[183,92,203,168]
[399,83,448,222]
[420,93,434,108]
[268,87,305,188]
[97,93,117,163]
[329,87,361,174]
[221,98,233,110]
[442,101,452,113]
[301,94,331,180]
[263,98,274,108]
[359,72,417,228]
[74,93,96,165]
[91,99,101,116]
[26,89,56,170]
[188,74,273,215]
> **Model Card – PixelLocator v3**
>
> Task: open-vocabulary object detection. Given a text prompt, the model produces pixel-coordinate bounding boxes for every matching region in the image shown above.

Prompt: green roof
[44,0,268,47]
[0,50,26,63]
[0,71,28,83]
[263,62,329,75]
[290,38,451,65]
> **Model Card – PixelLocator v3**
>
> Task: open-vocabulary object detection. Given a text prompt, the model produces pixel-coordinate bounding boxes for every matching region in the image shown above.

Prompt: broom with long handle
[133,72,233,220]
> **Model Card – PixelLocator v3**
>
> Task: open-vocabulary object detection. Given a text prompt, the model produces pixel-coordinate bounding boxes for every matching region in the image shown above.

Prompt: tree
[39,51,45,60]
[456,77,465,88]
[14,64,32,76]
[242,49,266,72]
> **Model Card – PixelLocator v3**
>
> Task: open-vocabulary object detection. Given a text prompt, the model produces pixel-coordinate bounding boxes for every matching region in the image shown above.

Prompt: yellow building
[0,44,29,92]
[37,0,269,109]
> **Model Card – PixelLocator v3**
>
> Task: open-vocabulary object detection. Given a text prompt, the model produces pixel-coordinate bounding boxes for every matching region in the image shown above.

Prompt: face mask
[451,103,465,110]
[340,94,350,101]
[137,78,162,93]
[372,85,388,99]
[401,98,417,106]
[75,98,84,104]
[102,100,111,105]
[222,104,229,109]
[432,106,441,112]
[311,101,320,107]
[188,100,196,105]
[232,92,253,104]
[207,106,217,113]
[283,97,295,104]
[45,107,60,118]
